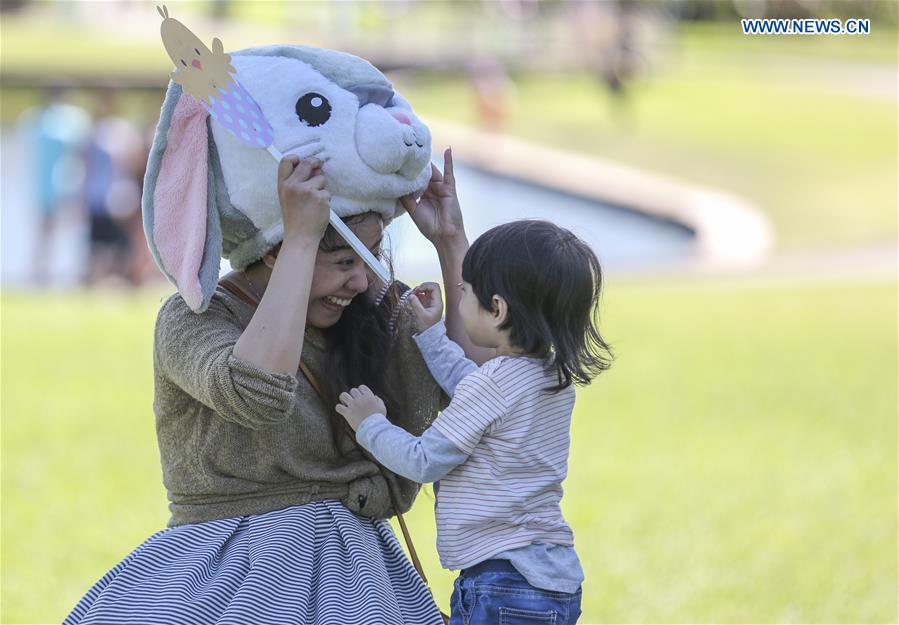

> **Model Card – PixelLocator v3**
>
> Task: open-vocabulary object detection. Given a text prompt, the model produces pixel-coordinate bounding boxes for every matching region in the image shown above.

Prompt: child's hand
[408,282,444,332]
[336,385,386,432]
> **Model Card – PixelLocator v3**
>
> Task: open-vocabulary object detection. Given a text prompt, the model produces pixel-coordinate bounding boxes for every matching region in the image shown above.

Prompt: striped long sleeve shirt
[356,320,583,591]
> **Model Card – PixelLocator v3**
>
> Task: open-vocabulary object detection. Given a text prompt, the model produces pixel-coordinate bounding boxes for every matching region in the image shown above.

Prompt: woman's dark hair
[316,213,403,427]
[461,220,613,392]
[253,212,403,440]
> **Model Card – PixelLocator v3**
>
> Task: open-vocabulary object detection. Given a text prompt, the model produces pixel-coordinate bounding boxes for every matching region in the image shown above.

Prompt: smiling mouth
[323,295,352,307]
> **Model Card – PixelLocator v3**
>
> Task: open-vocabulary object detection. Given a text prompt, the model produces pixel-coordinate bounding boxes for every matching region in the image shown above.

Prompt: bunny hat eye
[295,93,331,127]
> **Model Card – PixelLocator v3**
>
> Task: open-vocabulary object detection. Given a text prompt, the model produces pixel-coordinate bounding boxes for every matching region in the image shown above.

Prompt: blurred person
[18,86,91,285]
[468,56,515,132]
[83,88,145,286]
[121,119,163,286]
[337,220,614,625]
[570,1,645,100]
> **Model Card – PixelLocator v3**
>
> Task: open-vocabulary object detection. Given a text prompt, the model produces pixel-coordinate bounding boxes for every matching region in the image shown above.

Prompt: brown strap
[219,276,259,308]
[392,506,430,585]
[296,349,433,588]
[297,360,325,400]
[218,275,437,589]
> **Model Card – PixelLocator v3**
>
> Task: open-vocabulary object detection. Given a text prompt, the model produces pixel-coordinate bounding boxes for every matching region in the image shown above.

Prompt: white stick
[266,145,390,284]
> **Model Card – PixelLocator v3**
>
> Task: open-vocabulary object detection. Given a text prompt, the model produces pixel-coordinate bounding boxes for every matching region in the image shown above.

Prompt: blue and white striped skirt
[64,499,444,625]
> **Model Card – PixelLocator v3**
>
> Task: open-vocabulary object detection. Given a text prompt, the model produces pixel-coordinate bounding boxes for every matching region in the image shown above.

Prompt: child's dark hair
[461,220,613,392]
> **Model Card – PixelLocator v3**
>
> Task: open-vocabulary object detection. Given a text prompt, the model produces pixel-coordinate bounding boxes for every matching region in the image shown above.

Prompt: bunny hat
[143,43,433,313]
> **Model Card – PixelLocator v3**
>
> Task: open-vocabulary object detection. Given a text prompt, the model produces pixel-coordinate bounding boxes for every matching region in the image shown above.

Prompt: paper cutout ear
[143,84,222,313]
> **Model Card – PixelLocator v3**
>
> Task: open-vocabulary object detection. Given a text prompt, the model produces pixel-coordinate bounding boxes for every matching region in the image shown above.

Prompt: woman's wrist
[433,233,469,257]
[413,317,441,334]
[281,228,324,250]
[269,235,319,284]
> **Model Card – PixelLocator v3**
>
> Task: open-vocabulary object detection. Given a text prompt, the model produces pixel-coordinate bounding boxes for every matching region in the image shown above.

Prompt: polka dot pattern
[205,77,273,149]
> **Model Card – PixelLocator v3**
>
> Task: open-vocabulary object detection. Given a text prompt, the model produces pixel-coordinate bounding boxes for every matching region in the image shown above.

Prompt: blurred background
[1,1,896,623]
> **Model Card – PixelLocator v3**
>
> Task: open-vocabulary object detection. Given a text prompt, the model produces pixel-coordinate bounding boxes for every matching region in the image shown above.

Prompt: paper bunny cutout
[143,44,433,313]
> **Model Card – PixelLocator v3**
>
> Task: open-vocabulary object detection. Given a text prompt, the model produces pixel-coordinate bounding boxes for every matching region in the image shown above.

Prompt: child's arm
[414,320,478,397]
[337,372,507,481]
[358,415,467,483]
[336,386,468,483]
[409,283,478,397]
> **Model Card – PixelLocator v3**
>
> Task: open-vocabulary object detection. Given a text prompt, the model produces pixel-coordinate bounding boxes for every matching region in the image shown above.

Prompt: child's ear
[491,295,509,327]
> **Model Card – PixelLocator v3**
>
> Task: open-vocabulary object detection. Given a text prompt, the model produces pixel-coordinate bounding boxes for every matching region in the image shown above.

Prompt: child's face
[458,281,500,348]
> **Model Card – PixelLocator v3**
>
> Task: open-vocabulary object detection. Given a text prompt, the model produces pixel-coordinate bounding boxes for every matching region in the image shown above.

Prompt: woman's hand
[336,385,387,432]
[408,282,444,333]
[278,155,330,242]
[400,147,466,247]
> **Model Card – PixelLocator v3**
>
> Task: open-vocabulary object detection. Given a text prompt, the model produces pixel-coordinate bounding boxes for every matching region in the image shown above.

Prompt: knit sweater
[153,282,448,527]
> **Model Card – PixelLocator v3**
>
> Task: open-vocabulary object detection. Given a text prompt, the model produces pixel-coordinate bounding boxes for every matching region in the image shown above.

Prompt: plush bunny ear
[142,83,223,313]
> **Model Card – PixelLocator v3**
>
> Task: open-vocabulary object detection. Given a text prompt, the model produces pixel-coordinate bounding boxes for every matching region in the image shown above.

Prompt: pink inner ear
[154,96,209,311]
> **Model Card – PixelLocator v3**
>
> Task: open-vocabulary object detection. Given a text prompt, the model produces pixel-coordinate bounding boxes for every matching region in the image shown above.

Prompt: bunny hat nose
[192,59,203,70]
[390,110,411,125]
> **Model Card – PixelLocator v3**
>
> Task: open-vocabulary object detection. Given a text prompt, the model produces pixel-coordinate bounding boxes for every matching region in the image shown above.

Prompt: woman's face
[306,213,384,329]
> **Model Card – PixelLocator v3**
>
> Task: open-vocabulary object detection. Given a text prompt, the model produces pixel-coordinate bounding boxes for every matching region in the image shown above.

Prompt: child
[336,220,612,625]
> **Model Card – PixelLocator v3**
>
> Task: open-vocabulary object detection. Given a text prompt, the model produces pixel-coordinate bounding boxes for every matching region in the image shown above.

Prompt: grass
[2,279,895,623]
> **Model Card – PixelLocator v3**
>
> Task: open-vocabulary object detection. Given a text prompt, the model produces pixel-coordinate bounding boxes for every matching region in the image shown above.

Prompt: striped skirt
[64,499,444,625]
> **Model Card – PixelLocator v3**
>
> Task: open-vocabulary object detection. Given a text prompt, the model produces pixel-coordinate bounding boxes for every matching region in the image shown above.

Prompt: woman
[65,149,490,624]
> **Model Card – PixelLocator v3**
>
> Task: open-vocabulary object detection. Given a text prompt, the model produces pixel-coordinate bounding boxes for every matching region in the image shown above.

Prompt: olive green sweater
[153,283,447,527]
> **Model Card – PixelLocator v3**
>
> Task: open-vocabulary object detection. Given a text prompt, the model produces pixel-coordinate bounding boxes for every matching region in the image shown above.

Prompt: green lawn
[2,279,895,623]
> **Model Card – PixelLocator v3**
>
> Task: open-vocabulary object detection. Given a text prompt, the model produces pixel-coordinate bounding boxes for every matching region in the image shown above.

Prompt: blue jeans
[449,559,582,625]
